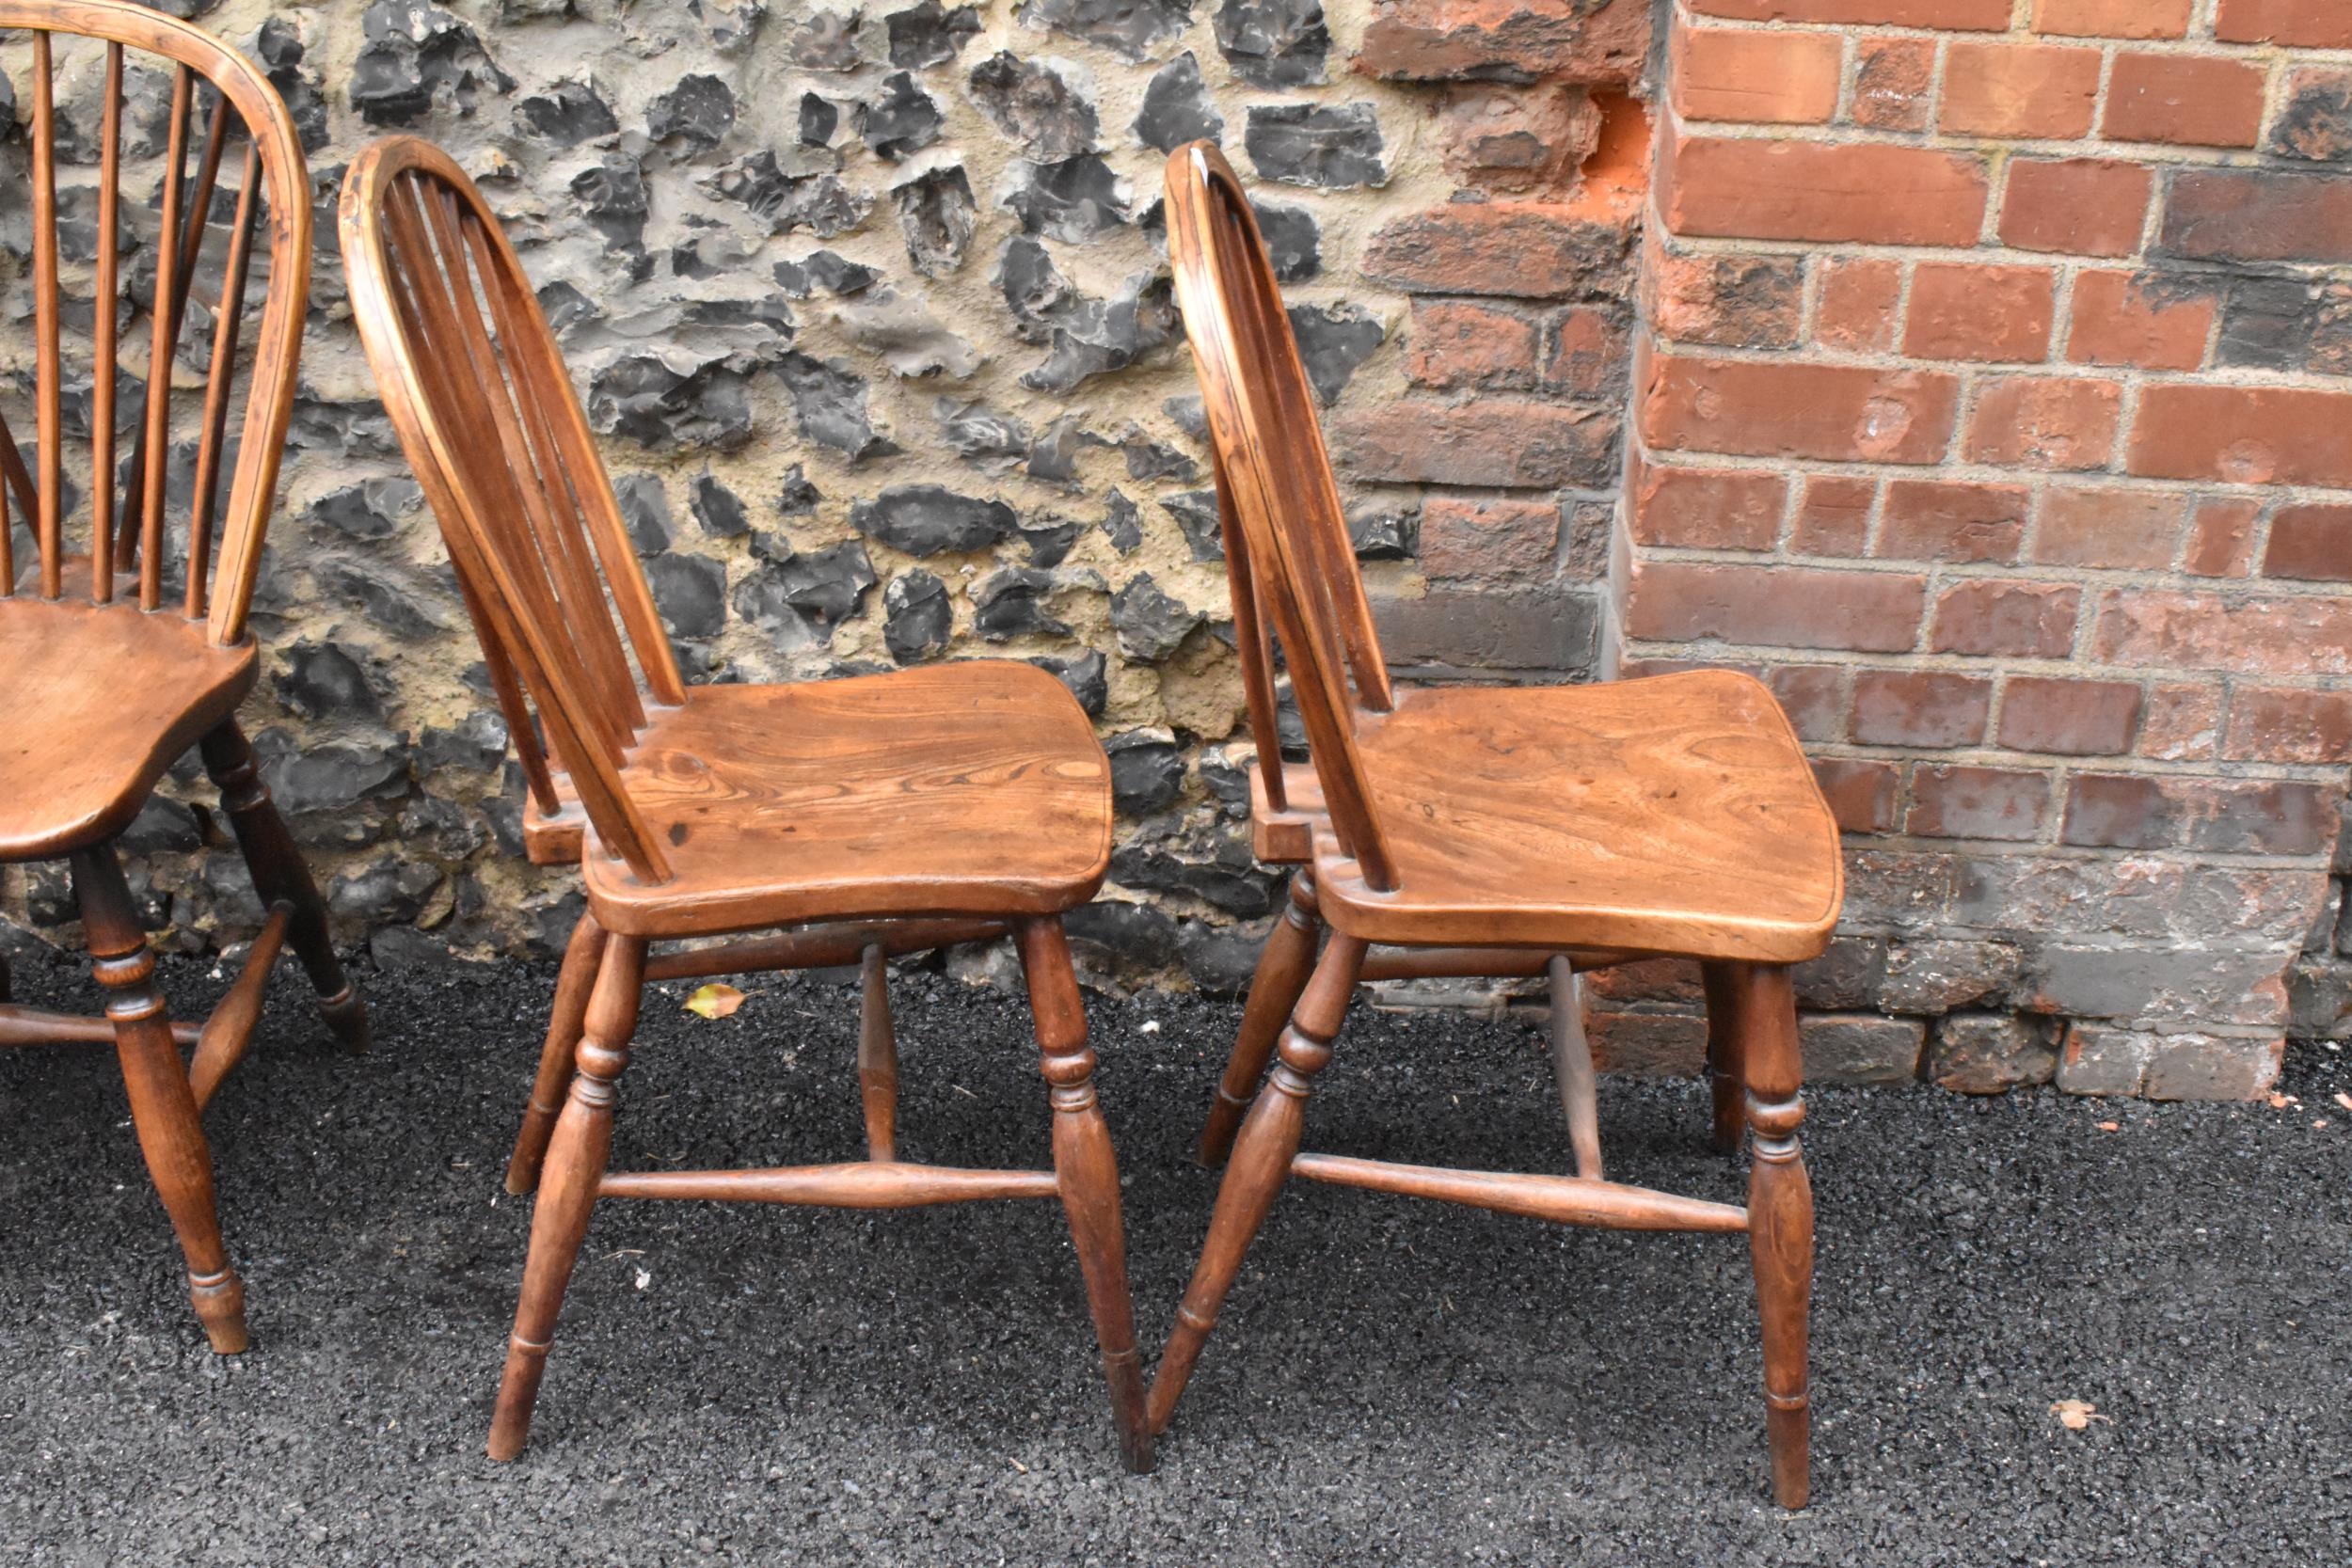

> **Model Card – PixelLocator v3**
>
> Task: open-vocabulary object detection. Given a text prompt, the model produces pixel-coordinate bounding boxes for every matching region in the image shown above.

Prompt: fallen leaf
[2334,1093,2352,1114]
[2050,1400,2109,1431]
[2268,1092,2298,1109]
[683,983,745,1020]
[1008,1457,1028,1475]
[2317,1119,2332,1131]
[2095,1120,2120,1132]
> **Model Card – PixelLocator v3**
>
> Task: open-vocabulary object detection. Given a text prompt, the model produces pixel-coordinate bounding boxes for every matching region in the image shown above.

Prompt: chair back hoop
[0,0,310,643]
[1164,141,1397,891]
[337,135,683,884]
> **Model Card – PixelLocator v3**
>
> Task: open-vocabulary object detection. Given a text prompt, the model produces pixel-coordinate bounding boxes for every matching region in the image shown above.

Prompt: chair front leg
[72,843,246,1354]
[1198,869,1321,1167]
[1014,917,1152,1473]
[505,911,607,1196]
[1733,962,1813,1510]
[199,721,368,1052]
[1149,932,1366,1437]
[487,932,645,1462]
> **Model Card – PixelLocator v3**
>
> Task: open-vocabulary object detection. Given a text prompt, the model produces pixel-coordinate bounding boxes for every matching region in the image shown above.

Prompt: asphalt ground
[1,947,2347,1565]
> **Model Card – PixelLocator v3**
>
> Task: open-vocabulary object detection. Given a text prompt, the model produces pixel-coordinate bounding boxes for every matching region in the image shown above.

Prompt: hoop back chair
[337,135,1152,1471]
[0,0,366,1354]
[1154,142,1845,1507]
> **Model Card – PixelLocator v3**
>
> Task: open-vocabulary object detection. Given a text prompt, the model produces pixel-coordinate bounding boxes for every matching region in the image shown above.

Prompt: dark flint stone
[1101,488,1143,553]
[1063,899,1180,971]
[328,859,443,924]
[893,166,979,277]
[971,567,1071,641]
[613,473,673,553]
[775,353,893,460]
[941,404,1033,472]
[648,73,737,154]
[516,80,617,147]
[119,796,203,857]
[1163,395,1208,440]
[1110,573,1202,660]
[1018,0,1192,62]
[853,485,1019,555]
[1104,732,1184,816]
[705,153,871,237]
[1246,103,1386,188]
[1021,515,1086,567]
[749,538,878,626]
[1216,0,1329,88]
[644,553,727,640]
[859,72,945,161]
[800,93,842,147]
[259,730,412,823]
[968,52,1101,162]
[313,558,451,641]
[999,236,1080,340]
[257,16,329,150]
[570,157,649,252]
[1197,750,1250,811]
[305,477,419,541]
[275,641,387,724]
[418,710,511,776]
[777,466,822,515]
[1251,201,1319,279]
[691,474,750,537]
[1160,490,1223,561]
[1180,917,1265,995]
[1031,649,1108,715]
[1135,53,1221,151]
[350,2,513,127]
[1122,435,1198,483]
[1288,302,1384,404]
[789,10,867,71]
[884,569,953,662]
[1005,154,1129,242]
[1111,826,1277,916]
[774,250,882,297]
[1028,417,1087,483]
[537,280,601,337]
[888,2,984,68]
[590,354,756,451]
[997,239,1176,392]
[1349,501,1416,560]
[405,793,489,861]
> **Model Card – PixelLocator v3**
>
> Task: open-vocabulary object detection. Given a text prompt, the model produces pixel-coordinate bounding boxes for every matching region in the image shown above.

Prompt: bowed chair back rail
[338,135,1152,1473]
[1153,142,1847,1509]
[0,0,366,1356]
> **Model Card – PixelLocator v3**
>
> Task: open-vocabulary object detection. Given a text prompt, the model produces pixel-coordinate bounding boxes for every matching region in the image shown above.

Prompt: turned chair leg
[1197,870,1321,1167]
[506,912,607,1196]
[1014,918,1153,1473]
[857,943,898,1163]
[199,721,368,1053]
[71,844,247,1354]
[487,933,645,1461]
[1732,962,1813,1510]
[1701,961,1748,1155]
[1150,932,1366,1436]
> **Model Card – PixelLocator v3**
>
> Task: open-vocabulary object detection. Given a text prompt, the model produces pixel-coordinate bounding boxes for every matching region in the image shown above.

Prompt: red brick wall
[1605,0,2352,1099]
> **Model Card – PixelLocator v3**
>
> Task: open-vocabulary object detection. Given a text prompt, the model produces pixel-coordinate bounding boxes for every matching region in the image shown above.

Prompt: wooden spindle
[185,140,261,619]
[135,66,195,610]
[90,42,123,600]
[30,30,62,598]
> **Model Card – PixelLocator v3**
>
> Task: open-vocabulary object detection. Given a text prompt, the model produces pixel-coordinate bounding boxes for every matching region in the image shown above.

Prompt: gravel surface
[1,949,2348,1565]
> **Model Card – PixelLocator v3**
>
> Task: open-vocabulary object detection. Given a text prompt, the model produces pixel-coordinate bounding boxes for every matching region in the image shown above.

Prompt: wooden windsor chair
[1152,142,1845,1508]
[337,135,1153,1471]
[0,0,365,1354]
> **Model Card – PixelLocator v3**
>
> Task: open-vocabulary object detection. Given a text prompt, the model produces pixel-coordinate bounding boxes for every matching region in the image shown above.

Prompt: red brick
[1544,307,1629,395]
[1625,560,1927,652]
[2160,169,2352,264]
[1791,474,1877,557]
[2217,0,2352,48]
[2223,687,2352,763]
[1812,758,1900,833]
[1904,263,2057,363]
[2095,588,2352,676]
[2184,499,2260,578]
[1630,461,1786,550]
[2034,0,2192,38]
[2138,682,2222,761]
[2064,775,2338,855]
[2000,159,2152,257]
[2271,69,2352,163]
[1661,133,1989,247]
[2059,773,2174,848]
[1586,1009,1705,1077]
[1646,245,1804,349]
[1692,0,2010,22]
[1675,26,1842,125]
[1581,955,1704,1005]
[2262,504,2352,582]
[1942,42,2102,139]
[2033,487,2188,571]
[1851,39,1934,132]
[1998,676,2143,755]
[1363,203,1632,298]
[1331,400,1619,487]
[1965,377,2122,471]
[2129,384,2352,486]
[2104,54,2268,149]
[1357,0,1654,86]
[1643,354,1961,465]
[1817,258,1903,353]
[1406,300,1539,390]
[1880,480,2029,563]
[1852,669,1993,748]
[2066,272,2214,372]
[1907,766,2054,842]
[1419,496,1562,580]
[1768,664,1850,741]
[1931,580,2081,657]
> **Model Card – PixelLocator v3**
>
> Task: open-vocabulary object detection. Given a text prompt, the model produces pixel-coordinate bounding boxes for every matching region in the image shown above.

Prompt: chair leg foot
[189,1268,250,1356]
[506,913,606,1196]
[1198,873,1320,1168]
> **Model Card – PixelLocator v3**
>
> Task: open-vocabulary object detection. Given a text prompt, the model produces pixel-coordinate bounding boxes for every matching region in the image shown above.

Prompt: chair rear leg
[1733,962,1813,1510]
[1015,917,1152,1473]
[1701,962,1747,1155]
[1198,871,1321,1167]
[199,721,368,1053]
[1149,933,1365,1437]
[488,933,644,1461]
[72,844,247,1354]
[506,912,607,1196]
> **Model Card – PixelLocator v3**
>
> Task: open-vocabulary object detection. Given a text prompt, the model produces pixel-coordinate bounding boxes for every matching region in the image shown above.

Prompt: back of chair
[0,0,309,641]
[1163,141,1399,891]
[339,135,685,885]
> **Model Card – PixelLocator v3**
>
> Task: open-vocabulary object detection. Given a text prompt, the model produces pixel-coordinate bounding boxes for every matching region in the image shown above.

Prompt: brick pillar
[1609,0,2352,1100]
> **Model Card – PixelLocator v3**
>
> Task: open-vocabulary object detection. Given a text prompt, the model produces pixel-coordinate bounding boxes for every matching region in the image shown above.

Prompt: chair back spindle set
[0,2,1854,1506]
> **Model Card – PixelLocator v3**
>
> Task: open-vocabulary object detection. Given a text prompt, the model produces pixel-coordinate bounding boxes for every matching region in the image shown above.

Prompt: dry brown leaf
[2268,1092,2297,1109]
[683,983,745,1020]
[2095,1120,2121,1132]
[2334,1093,2352,1114]
[2050,1400,2108,1431]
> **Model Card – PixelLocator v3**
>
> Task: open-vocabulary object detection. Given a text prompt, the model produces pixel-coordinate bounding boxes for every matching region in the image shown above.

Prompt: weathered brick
[1674,26,1841,125]
[1646,246,1804,349]
[1406,300,1541,390]
[2138,682,2223,761]
[1661,134,1990,247]
[2142,1032,2284,1101]
[1852,669,1993,749]
[1904,263,2057,363]
[2103,54,2267,149]
[2263,503,2352,582]
[1359,0,1653,85]
[1997,675,2143,756]
[1625,561,1927,652]
[2000,158,2152,257]
[2129,384,2352,485]
[1942,42,2102,140]
[1363,203,1632,298]
[2033,0,2192,39]
[2218,0,2352,48]
[1791,934,1890,1011]
[2094,588,2352,676]
[1880,480,2028,563]
[2059,774,2172,849]
[1816,258,1903,353]
[1931,579,2081,657]
[1801,1014,1926,1085]
[1585,1007,1705,1076]
[1418,496,1560,581]
[1438,83,1603,195]
[1929,1014,2056,1094]
[2161,168,2352,264]
[2268,68,2352,163]
[1543,308,1629,394]
[1791,474,1876,557]
[1851,38,1934,132]
[2066,272,2215,372]
[1767,664,1850,740]
[2183,499,2260,578]
[1332,401,1619,487]
[1642,355,1961,465]
[2222,687,2352,763]
[1630,462,1786,550]
[1963,376,2121,471]
[2032,487,2187,570]
[1813,757,1901,833]
[2035,947,2291,1029]
[1692,0,2010,24]
[1885,940,2024,1014]
[1907,766,2054,842]
[1581,956,1704,1005]
[1374,586,1599,670]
